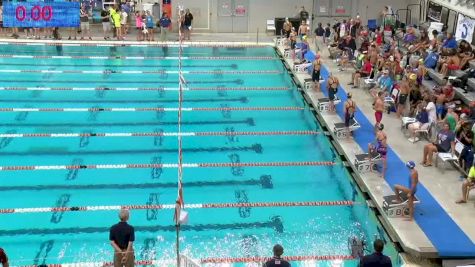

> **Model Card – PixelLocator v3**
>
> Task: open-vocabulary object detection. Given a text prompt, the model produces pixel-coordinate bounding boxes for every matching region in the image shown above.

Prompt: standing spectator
[349,57,372,88]
[314,23,324,44]
[159,12,171,41]
[112,6,122,40]
[101,8,111,40]
[263,244,290,267]
[299,6,309,22]
[339,19,347,39]
[135,11,144,41]
[324,23,331,44]
[360,239,392,267]
[121,8,129,36]
[145,11,155,41]
[298,20,309,39]
[110,209,135,267]
[0,247,8,267]
[456,164,475,204]
[80,6,92,40]
[183,8,193,41]
[456,121,473,171]
[421,122,455,167]
[373,91,385,131]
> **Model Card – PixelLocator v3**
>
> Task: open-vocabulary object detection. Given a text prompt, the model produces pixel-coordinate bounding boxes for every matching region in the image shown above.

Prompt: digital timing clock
[3,2,80,28]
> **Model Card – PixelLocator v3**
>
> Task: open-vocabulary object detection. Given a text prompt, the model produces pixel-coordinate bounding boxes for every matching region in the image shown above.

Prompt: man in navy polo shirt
[109,209,135,267]
[359,239,392,267]
[159,12,172,41]
[263,244,291,267]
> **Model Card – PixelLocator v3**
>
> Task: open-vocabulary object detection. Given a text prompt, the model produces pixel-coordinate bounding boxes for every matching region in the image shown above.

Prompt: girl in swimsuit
[368,124,387,178]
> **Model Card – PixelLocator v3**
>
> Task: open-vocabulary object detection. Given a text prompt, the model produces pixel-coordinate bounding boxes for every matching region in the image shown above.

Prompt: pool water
[0,44,400,267]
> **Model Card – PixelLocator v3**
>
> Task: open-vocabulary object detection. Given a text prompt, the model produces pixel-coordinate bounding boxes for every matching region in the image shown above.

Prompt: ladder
[180,254,201,267]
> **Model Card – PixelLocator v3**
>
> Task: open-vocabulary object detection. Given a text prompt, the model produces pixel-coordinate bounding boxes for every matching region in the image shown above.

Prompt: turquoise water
[0,44,400,267]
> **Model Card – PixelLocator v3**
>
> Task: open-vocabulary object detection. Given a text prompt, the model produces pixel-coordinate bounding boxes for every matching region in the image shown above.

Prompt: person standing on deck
[159,12,172,41]
[0,248,8,267]
[263,244,290,267]
[393,161,419,221]
[109,209,135,267]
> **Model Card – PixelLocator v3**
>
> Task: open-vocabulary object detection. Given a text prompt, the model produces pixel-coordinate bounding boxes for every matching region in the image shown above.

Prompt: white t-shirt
[339,23,346,37]
[426,102,436,123]
[121,11,128,25]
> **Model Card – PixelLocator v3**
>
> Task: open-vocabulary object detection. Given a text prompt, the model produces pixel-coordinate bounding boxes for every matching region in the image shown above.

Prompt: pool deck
[276,40,475,263]
[1,31,474,264]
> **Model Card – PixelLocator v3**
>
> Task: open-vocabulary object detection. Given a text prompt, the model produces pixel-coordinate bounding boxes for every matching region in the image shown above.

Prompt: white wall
[139,0,422,33]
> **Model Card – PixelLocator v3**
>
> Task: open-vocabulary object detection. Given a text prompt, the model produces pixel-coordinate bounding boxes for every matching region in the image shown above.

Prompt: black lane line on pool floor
[0,216,284,236]
[0,97,249,103]
[0,144,263,156]
[0,175,273,191]
[0,118,256,127]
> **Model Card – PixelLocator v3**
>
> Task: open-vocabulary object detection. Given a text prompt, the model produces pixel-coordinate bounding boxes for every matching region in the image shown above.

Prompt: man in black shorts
[312,54,321,91]
[110,209,135,267]
[263,244,290,267]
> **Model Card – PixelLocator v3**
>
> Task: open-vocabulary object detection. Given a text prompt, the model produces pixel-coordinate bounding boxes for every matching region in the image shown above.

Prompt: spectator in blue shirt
[442,32,458,55]
[360,239,392,267]
[159,12,171,41]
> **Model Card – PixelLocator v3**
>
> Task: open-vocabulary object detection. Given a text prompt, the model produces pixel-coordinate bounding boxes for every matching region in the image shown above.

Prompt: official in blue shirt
[159,12,172,41]
[359,239,392,267]
[442,32,458,49]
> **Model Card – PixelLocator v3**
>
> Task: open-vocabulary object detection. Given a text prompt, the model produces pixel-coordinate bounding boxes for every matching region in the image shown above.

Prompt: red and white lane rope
[0,130,320,139]
[0,69,281,75]
[0,161,335,171]
[0,41,269,48]
[0,201,357,214]
[0,106,305,113]
[12,255,355,267]
[0,54,275,60]
[0,86,290,91]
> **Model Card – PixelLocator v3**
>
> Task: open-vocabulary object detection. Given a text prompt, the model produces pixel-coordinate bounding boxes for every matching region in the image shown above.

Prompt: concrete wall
[139,0,422,33]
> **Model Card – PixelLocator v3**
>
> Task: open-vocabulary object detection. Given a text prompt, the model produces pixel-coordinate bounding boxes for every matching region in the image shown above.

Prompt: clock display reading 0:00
[16,5,53,21]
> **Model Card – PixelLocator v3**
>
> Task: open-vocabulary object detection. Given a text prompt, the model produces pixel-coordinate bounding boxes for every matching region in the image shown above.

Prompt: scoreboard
[3,2,80,28]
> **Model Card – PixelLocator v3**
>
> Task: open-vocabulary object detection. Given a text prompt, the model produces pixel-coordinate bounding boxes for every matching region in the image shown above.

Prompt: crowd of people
[281,5,475,220]
[0,3,193,42]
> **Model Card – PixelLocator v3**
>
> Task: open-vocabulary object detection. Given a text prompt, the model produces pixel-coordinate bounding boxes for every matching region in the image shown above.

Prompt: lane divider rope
[0,106,305,112]
[0,69,281,75]
[0,200,357,214]
[0,130,320,138]
[0,42,269,48]
[0,161,336,171]
[11,254,355,267]
[0,54,275,60]
[0,86,290,91]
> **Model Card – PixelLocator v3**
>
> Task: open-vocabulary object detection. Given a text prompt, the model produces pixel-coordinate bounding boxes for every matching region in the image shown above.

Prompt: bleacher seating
[426,68,447,86]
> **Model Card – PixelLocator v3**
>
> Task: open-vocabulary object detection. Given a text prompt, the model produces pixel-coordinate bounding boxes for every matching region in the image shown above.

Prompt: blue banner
[3,2,80,28]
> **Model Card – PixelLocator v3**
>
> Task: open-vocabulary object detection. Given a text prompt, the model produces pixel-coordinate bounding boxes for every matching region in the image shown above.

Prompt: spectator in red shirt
[0,248,9,267]
[349,57,372,88]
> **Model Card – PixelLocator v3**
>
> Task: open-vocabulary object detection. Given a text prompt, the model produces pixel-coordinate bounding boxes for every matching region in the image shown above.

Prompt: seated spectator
[402,25,419,48]
[339,34,357,53]
[456,164,475,204]
[370,69,393,97]
[338,47,354,71]
[408,102,430,142]
[368,123,388,178]
[359,36,370,53]
[359,239,392,267]
[441,32,458,55]
[442,107,459,131]
[421,122,455,167]
[349,57,372,88]
[375,28,383,46]
[409,30,430,55]
[456,120,474,171]
[439,53,461,77]
[434,85,455,120]
[459,40,474,70]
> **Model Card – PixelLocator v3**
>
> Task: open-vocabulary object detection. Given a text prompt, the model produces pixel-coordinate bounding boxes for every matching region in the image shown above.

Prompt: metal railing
[180,254,201,267]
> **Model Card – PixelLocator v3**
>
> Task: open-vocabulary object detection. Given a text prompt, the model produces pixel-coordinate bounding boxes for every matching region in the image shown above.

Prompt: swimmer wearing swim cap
[393,160,419,221]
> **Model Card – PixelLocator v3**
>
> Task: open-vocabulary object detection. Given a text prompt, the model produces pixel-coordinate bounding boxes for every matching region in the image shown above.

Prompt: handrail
[180,254,201,267]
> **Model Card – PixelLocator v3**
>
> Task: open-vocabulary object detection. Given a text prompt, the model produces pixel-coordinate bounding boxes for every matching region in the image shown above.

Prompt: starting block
[294,62,311,73]
[304,78,314,90]
[284,49,291,58]
[318,97,341,112]
[333,118,361,138]
[383,194,420,218]
[354,151,382,173]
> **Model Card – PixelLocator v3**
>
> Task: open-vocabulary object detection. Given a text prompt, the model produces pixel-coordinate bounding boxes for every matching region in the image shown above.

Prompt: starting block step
[354,151,381,173]
[333,118,361,138]
[383,194,420,218]
[317,97,341,112]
